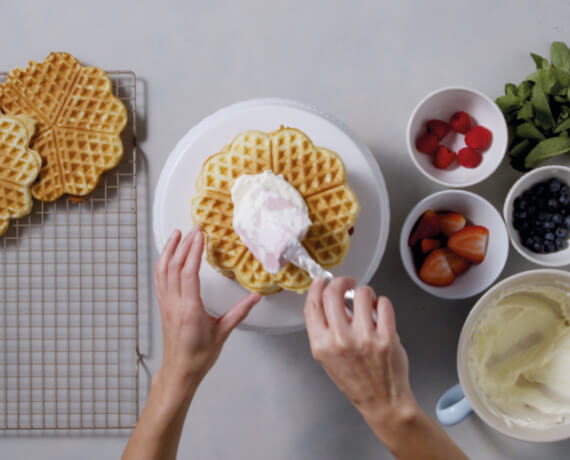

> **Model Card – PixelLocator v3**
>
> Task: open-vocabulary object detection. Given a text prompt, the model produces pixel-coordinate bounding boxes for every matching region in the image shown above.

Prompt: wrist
[150,369,197,417]
[360,394,423,447]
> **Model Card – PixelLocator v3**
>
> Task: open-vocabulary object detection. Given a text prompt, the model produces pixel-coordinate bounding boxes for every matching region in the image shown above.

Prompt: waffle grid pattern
[192,127,359,294]
[0,53,127,202]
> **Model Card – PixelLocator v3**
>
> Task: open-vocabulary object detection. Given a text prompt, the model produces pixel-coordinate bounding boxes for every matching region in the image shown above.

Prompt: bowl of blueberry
[504,165,570,267]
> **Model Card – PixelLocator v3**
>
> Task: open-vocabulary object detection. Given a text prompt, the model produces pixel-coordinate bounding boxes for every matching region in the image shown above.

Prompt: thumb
[216,292,262,340]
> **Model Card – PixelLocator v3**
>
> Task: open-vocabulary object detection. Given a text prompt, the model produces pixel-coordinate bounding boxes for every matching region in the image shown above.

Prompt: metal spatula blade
[283,241,355,305]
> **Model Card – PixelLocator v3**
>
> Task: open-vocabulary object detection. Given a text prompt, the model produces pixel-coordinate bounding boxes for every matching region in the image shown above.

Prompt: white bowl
[400,190,509,299]
[455,269,570,442]
[406,87,508,187]
[503,165,570,267]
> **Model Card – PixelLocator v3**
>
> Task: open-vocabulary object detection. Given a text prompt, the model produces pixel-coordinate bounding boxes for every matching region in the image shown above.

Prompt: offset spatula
[283,240,355,307]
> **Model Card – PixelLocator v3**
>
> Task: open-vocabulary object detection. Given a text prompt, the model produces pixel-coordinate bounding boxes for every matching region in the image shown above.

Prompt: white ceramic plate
[153,98,390,333]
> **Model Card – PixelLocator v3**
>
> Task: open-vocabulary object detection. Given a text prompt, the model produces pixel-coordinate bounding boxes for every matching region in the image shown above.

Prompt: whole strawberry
[449,111,471,134]
[434,145,456,169]
[465,125,492,150]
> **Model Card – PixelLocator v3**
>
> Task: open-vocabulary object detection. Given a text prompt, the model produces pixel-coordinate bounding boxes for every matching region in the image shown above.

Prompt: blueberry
[538,211,548,221]
[561,184,569,196]
[543,221,555,230]
[556,227,568,239]
[553,213,563,225]
[545,241,556,253]
[513,218,523,230]
[545,232,555,241]
[515,210,528,220]
[565,216,570,228]
[560,194,570,206]
[556,238,567,250]
[532,241,545,253]
[524,236,535,248]
[548,198,559,211]
[527,205,537,216]
[549,178,562,193]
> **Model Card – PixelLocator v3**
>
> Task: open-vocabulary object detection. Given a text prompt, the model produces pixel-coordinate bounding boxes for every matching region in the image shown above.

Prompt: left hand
[153,227,262,401]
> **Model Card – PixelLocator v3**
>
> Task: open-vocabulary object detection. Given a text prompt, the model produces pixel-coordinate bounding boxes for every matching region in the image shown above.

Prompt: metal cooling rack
[0,71,146,430]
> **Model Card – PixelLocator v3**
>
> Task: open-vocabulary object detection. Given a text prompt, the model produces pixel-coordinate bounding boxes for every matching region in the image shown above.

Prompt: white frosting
[469,283,570,429]
[231,171,311,274]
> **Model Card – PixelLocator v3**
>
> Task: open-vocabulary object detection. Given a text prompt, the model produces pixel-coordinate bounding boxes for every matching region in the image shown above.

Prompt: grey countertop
[2,0,570,458]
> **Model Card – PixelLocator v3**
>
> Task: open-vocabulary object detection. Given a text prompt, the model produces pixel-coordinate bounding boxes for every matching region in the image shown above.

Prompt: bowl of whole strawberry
[407,87,508,187]
[400,190,509,299]
[504,165,570,267]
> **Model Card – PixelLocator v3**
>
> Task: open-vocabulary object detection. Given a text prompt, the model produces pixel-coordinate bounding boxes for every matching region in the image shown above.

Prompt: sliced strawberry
[449,111,471,134]
[348,226,355,236]
[465,125,492,150]
[434,145,456,169]
[441,248,471,276]
[427,119,450,139]
[419,249,455,287]
[421,238,442,254]
[448,225,489,264]
[438,212,466,237]
[416,132,439,155]
[409,210,441,246]
[457,147,482,168]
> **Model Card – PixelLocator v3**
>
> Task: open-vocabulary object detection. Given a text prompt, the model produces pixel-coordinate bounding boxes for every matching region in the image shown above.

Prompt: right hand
[303,277,417,427]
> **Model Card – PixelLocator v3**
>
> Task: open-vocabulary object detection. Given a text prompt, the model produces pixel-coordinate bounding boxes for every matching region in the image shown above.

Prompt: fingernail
[169,229,179,239]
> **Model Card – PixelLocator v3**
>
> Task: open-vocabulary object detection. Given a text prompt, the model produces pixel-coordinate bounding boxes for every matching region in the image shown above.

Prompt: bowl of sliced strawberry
[407,87,508,187]
[400,190,509,299]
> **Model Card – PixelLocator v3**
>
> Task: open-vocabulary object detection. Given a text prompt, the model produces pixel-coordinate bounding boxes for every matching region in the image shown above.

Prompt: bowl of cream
[436,269,570,442]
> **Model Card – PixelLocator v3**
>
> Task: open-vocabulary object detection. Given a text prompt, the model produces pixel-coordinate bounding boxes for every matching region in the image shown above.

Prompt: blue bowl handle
[436,383,473,426]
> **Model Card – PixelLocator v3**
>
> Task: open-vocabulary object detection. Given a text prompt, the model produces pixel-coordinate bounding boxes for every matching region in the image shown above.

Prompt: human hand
[153,228,261,402]
[304,277,416,428]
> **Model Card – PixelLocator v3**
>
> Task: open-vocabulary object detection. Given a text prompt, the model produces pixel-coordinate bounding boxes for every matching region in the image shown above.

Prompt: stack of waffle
[192,127,360,295]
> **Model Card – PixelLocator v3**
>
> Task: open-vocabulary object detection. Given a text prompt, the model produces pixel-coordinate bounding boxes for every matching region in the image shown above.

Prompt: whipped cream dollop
[231,170,312,274]
[469,283,570,429]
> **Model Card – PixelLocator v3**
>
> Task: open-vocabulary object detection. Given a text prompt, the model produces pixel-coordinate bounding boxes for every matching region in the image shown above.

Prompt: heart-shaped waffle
[191,127,360,295]
[0,52,127,201]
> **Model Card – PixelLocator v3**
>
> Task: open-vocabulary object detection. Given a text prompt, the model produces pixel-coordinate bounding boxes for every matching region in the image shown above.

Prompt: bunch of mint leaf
[496,41,570,171]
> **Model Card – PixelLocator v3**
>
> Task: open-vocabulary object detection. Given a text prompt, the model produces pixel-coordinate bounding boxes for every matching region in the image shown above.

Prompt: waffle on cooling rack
[0,52,127,202]
[191,127,360,295]
[0,114,41,236]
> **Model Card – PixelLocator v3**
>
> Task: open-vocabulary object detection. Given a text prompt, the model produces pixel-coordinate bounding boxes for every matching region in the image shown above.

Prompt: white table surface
[2,0,570,458]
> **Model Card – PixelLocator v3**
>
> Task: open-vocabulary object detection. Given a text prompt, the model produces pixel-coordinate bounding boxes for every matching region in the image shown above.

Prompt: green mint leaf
[518,80,534,101]
[550,41,570,72]
[554,117,570,133]
[536,67,570,95]
[517,101,534,120]
[531,83,555,130]
[516,122,546,140]
[531,52,549,70]
[505,83,518,96]
[524,135,570,168]
[509,138,533,158]
[495,93,520,119]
